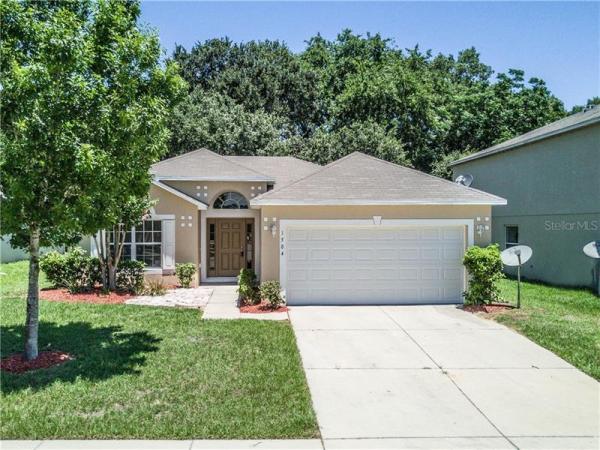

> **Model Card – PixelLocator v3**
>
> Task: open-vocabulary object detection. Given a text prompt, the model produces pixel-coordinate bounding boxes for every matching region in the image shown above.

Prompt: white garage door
[282,222,467,305]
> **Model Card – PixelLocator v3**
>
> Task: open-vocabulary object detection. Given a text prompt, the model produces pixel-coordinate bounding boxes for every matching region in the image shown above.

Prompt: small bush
[463,244,504,305]
[175,263,196,288]
[39,251,69,288]
[237,268,260,305]
[144,279,167,296]
[116,259,145,294]
[40,248,101,293]
[260,280,283,309]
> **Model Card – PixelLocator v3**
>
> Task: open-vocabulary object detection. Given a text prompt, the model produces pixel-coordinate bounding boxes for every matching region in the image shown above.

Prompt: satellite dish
[501,245,533,266]
[583,241,600,259]
[500,245,533,309]
[455,174,474,187]
[583,241,600,297]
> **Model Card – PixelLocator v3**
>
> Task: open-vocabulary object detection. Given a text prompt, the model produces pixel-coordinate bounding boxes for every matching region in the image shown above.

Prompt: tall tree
[0,0,184,359]
[167,30,567,172]
[570,97,600,114]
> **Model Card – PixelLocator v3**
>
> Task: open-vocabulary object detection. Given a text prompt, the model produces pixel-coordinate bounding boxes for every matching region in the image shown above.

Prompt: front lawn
[492,278,600,380]
[0,261,318,439]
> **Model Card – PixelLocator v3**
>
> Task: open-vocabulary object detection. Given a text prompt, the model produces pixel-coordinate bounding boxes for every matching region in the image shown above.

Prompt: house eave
[152,175,275,183]
[250,199,507,207]
[450,115,600,167]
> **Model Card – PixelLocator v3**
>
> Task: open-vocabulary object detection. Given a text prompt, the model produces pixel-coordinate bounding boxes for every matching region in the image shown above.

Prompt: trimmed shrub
[39,251,69,288]
[175,263,196,288]
[116,259,145,294]
[40,248,101,293]
[260,280,283,309]
[463,244,504,305]
[144,279,167,296]
[237,268,260,305]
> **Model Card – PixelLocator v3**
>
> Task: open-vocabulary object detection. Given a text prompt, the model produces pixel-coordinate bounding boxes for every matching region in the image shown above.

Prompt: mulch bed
[240,301,289,314]
[462,303,515,314]
[40,288,135,305]
[1,351,73,374]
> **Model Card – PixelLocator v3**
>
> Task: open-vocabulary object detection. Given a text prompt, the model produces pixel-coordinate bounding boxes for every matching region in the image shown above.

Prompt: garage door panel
[444,268,462,280]
[421,248,441,259]
[289,248,308,261]
[310,248,330,260]
[420,228,441,240]
[332,249,353,260]
[443,227,464,240]
[309,229,330,241]
[284,224,466,305]
[398,268,420,280]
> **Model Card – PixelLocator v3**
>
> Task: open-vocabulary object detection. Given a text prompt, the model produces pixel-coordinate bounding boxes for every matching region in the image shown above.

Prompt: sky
[140,1,599,109]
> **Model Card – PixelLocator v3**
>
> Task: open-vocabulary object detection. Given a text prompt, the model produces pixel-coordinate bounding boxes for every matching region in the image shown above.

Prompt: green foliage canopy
[170,31,567,173]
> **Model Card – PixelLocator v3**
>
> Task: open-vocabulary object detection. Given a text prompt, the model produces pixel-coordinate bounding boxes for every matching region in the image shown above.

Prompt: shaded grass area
[493,278,600,380]
[0,261,318,439]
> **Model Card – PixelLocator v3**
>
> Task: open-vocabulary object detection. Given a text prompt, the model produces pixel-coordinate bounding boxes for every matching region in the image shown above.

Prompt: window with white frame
[505,225,519,249]
[107,220,162,268]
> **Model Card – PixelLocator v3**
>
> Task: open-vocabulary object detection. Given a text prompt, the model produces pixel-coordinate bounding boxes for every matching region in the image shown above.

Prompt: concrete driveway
[290,305,600,450]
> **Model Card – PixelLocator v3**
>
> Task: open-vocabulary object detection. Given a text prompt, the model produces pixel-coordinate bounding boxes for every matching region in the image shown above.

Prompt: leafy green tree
[168,29,566,174]
[430,150,471,180]
[0,0,184,359]
[173,38,321,134]
[570,97,600,114]
[168,91,285,157]
[290,121,409,166]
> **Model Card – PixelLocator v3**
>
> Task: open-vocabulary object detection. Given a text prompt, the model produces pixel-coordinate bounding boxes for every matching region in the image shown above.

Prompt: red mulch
[462,303,514,314]
[1,351,73,374]
[40,288,135,304]
[240,301,289,314]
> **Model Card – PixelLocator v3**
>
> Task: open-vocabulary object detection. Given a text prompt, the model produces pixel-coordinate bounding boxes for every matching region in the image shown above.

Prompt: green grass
[493,278,600,380]
[0,260,50,299]
[0,261,318,439]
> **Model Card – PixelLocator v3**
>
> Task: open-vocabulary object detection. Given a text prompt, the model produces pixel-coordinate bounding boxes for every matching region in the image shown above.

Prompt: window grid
[107,220,162,268]
[213,192,249,209]
[505,225,519,249]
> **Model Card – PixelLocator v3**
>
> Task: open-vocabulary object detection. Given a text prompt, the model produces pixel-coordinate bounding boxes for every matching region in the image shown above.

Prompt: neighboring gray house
[451,107,600,288]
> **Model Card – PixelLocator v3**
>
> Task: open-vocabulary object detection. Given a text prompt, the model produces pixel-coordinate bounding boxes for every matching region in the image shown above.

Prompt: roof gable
[252,152,506,206]
[151,149,274,181]
[225,156,319,188]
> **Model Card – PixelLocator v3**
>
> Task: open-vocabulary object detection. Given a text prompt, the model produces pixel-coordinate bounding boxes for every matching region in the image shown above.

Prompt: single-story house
[102,149,506,305]
[450,106,600,288]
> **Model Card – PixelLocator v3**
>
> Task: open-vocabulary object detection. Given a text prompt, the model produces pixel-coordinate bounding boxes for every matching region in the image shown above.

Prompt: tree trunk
[93,234,108,290]
[25,226,40,361]
[108,262,117,291]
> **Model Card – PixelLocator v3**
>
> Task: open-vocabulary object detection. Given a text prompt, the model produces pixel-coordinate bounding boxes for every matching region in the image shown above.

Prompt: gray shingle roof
[151,149,274,181]
[225,156,320,188]
[451,106,600,166]
[151,149,321,187]
[251,152,506,205]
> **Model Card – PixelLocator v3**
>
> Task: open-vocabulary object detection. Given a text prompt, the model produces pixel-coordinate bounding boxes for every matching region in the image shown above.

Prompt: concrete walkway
[202,284,288,321]
[290,305,600,450]
[126,287,213,308]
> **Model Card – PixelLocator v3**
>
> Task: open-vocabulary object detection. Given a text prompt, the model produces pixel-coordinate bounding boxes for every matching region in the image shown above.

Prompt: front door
[207,218,254,277]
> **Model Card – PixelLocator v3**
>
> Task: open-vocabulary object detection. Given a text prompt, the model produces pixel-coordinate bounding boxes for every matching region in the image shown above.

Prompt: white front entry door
[281,221,469,305]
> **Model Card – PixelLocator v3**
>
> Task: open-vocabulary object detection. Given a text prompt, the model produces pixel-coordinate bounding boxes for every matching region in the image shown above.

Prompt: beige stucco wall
[151,181,264,283]
[150,184,199,268]
[162,180,268,207]
[258,205,493,281]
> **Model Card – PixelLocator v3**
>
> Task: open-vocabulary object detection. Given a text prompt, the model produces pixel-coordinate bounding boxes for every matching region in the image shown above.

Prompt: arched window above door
[213,192,249,209]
